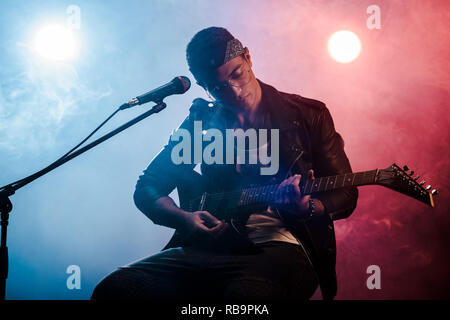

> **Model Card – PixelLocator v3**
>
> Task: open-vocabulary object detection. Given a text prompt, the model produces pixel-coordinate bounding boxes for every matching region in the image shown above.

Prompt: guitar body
[164,170,256,251]
[177,171,237,219]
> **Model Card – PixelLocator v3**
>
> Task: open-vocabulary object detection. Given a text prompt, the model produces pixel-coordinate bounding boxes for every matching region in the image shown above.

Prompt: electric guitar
[174,163,437,248]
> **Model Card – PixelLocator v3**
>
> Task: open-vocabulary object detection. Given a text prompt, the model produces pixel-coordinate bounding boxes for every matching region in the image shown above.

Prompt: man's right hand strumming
[180,211,229,243]
[149,196,229,243]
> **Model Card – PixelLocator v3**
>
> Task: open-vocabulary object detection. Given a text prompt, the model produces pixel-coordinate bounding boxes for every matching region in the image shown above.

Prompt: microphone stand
[0,100,167,300]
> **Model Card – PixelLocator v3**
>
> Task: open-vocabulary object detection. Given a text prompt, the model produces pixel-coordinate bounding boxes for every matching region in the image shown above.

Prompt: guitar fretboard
[236,169,378,207]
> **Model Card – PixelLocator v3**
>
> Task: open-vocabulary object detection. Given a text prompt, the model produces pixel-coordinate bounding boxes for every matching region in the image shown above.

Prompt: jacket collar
[258,79,299,130]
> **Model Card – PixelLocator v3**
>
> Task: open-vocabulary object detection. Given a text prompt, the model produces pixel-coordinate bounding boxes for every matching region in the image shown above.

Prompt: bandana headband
[223,38,245,64]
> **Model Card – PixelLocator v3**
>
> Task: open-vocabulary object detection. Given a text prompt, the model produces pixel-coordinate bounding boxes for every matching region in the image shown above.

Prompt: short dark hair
[186,27,235,85]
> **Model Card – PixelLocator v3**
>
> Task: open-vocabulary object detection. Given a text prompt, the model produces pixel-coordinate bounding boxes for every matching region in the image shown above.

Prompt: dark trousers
[91,241,319,300]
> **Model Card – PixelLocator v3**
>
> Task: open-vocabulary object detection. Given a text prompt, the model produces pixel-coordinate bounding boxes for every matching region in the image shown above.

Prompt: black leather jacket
[133,79,358,299]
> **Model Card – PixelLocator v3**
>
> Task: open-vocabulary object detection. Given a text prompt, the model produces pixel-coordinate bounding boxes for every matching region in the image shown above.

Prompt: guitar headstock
[376,163,437,207]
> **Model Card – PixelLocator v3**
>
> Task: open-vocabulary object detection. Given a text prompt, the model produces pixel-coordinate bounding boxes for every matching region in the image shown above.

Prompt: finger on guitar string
[198,210,222,227]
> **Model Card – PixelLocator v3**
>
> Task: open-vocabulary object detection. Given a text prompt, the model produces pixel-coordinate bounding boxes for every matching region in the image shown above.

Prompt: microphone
[121,76,191,110]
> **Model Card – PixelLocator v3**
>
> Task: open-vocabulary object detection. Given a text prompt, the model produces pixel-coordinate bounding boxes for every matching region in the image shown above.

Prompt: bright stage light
[328,30,361,63]
[34,25,78,61]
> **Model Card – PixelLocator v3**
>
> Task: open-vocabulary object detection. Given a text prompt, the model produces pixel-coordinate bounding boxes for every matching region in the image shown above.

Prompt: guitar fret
[310,179,315,194]
[345,173,353,186]
[249,188,254,204]
[270,185,276,202]
[302,179,309,195]
[370,170,377,184]
[335,175,342,190]
[253,187,259,204]
[311,178,317,193]
[318,177,327,192]
[324,176,330,191]
[305,179,311,194]
[328,175,335,191]
[312,179,319,193]
[255,187,261,203]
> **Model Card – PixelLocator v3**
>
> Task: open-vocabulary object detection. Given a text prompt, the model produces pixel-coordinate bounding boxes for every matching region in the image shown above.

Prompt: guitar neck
[235,169,378,207]
[302,169,378,194]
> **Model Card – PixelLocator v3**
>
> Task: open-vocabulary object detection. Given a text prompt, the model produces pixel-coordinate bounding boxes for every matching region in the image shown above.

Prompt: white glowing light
[34,25,78,61]
[328,30,361,63]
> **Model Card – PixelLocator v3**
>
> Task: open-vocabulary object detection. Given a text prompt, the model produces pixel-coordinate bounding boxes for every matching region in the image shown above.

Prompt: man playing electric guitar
[91,27,359,300]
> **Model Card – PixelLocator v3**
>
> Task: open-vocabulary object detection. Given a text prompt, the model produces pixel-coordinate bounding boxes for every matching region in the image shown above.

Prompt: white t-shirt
[246,206,300,245]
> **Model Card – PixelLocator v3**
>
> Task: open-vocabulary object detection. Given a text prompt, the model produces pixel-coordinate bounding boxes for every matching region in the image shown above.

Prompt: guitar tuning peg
[403,165,409,171]
[431,189,438,195]
[414,175,420,181]
[409,170,414,176]
[425,185,432,190]
[419,180,426,185]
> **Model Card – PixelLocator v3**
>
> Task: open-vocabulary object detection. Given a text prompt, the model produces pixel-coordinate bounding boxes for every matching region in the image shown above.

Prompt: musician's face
[201,47,260,112]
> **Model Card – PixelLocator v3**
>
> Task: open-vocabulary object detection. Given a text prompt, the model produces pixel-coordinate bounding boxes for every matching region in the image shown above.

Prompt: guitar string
[189,170,379,209]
